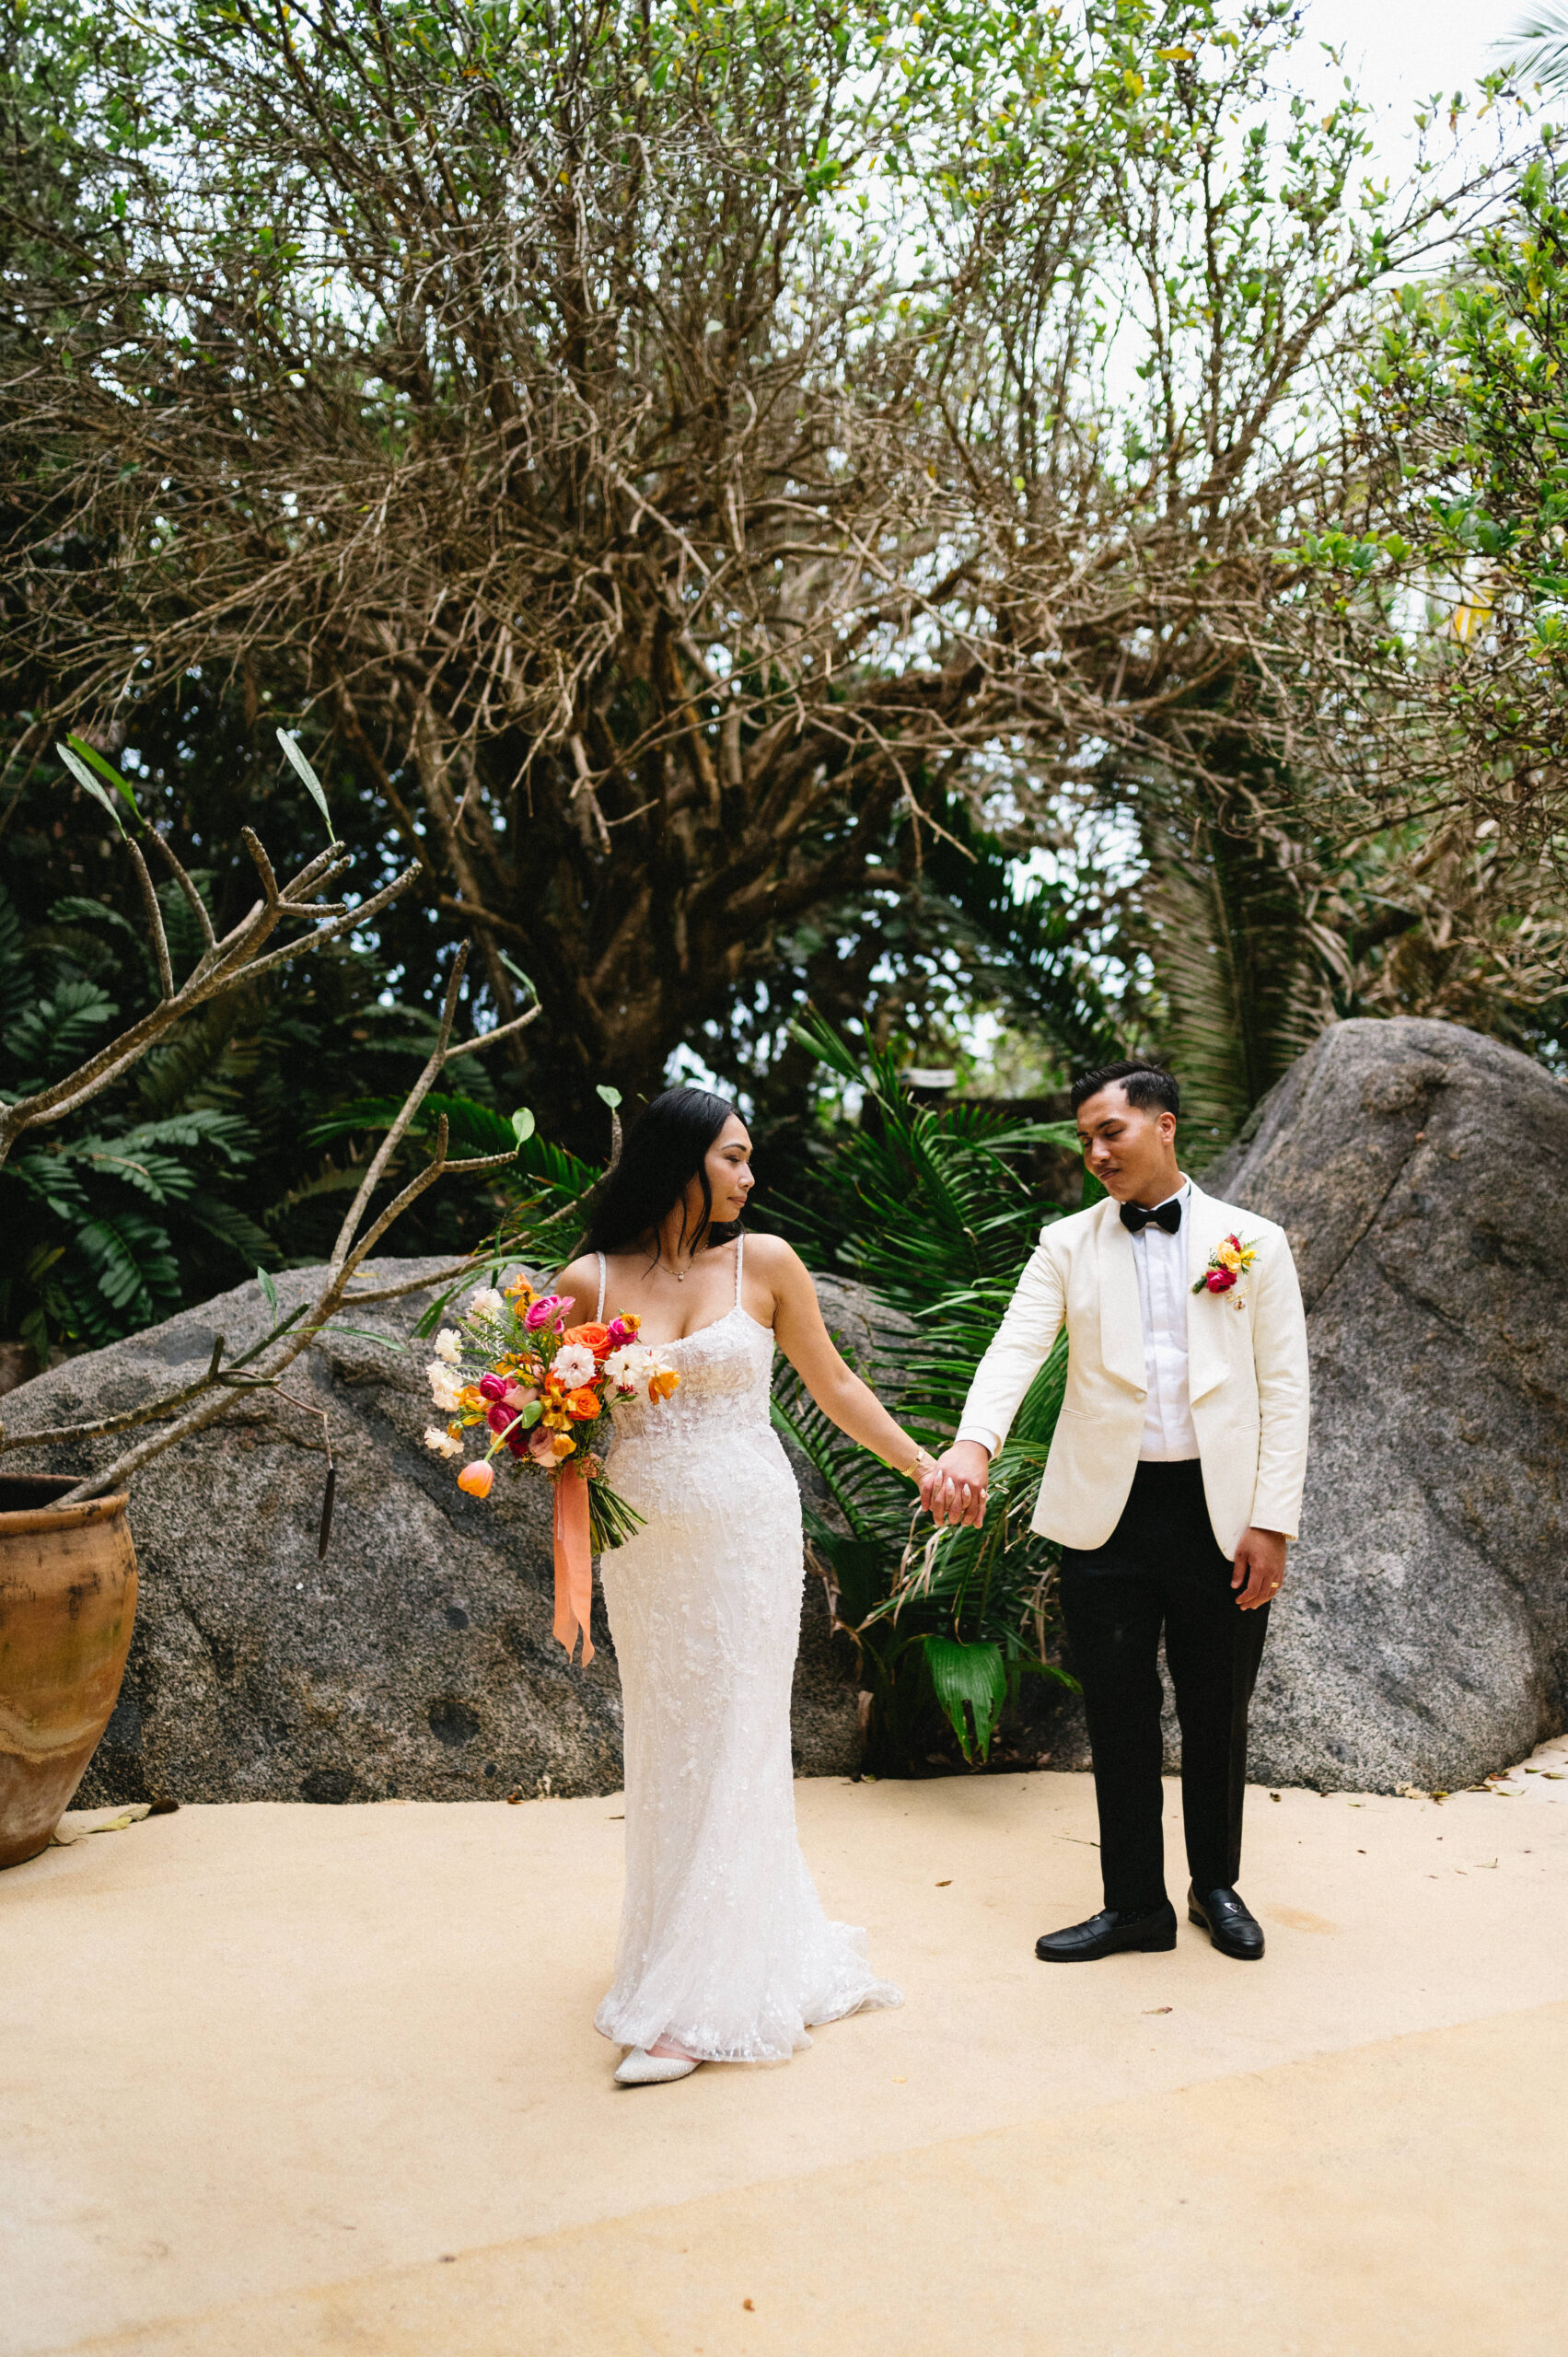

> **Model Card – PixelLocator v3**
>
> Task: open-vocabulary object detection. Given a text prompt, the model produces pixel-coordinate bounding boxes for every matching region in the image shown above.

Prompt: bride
[554,1085,926,2085]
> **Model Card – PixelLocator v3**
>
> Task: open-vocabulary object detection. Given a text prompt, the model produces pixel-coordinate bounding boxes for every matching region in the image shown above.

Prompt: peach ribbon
[552,1470,594,1666]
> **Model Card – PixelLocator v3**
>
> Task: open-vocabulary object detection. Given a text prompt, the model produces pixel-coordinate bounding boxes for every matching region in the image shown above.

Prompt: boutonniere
[1192,1232,1260,1312]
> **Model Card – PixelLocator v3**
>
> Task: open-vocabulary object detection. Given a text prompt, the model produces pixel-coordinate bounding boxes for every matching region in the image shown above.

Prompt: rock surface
[1,1261,880,1805]
[1200,1016,1568,1794]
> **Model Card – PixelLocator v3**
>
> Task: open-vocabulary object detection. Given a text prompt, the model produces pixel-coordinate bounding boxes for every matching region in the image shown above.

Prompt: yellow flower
[1216,1242,1242,1271]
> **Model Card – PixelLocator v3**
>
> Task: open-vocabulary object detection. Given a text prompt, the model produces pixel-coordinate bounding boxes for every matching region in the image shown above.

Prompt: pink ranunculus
[524,1294,567,1330]
[505,1432,530,1457]
[478,1374,507,1402]
[605,1316,637,1347]
[457,1460,494,1498]
[486,1402,515,1435]
[1205,1268,1237,1293]
[527,1427,557,1465]
[501,1383,537,1411]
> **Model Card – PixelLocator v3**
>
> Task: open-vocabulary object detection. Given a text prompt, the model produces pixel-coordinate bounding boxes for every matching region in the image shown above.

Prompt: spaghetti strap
[734,1230,744,1306]
[595,1251,607,1322]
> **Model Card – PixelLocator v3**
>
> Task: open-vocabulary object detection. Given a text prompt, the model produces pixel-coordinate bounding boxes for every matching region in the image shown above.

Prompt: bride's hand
[922,1442,990,1528]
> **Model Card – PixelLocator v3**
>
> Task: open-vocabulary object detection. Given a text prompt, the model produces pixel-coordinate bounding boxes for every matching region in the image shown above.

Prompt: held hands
[1232,1526,1288,1610]
[920,1441,992,1529]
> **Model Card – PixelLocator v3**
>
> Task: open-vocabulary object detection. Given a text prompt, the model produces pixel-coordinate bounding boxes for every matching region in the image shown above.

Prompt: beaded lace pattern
[592,1235,902,2061]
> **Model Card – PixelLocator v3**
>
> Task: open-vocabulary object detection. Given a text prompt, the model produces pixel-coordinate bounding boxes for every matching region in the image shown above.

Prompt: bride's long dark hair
[584,1086,742,1263]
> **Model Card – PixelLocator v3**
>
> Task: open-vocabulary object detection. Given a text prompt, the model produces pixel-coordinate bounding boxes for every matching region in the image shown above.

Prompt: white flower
[424,1425,462,1459]
[604,1343,654,1395]
[468,1285,505,1318]
[427,1363,464,1412]
[552,1342,597,1389]
[433,1328,462,1364]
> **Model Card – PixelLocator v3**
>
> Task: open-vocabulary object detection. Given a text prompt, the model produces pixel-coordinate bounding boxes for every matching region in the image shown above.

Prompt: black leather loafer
[1188,1883,1265,1959]
[1035,1901,1178,1961]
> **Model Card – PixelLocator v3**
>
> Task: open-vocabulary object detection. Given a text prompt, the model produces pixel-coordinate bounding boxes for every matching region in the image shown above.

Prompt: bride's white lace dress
[593,1237,902,2062]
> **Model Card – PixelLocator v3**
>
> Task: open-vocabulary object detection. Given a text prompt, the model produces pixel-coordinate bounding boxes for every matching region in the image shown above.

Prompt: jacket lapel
[1183,1181,1232,1405]
[1096,1198,1147,1393]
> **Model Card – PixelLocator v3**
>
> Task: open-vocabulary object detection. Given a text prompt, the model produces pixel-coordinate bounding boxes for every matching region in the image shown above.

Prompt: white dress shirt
[957,1178,1200,1461]
[1129,1180,1200,1460]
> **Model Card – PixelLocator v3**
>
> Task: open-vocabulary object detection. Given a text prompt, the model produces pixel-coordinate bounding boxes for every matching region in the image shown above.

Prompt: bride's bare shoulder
[555,1251,601,1307]
[740,1231,808,1283]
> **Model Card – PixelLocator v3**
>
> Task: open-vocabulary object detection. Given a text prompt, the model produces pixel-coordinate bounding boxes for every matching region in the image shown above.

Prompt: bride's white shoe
[613,2045,700,2085]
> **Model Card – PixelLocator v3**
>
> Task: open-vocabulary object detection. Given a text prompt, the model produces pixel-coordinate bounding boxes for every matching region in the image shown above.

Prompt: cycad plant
[771,1016,1086,1771]
[0,876,278,1359]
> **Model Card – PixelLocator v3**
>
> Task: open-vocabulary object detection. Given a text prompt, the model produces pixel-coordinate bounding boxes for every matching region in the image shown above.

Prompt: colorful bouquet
[422,1273,679,1663]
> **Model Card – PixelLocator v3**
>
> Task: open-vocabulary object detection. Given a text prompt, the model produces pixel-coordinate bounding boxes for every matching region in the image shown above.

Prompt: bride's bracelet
[900,1446,937,1481]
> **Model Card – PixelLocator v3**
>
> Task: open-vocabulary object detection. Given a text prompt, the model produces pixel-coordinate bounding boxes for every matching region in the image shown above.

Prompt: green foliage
[771,1017,1081,1770]
[308,1092,522,1159]
[0,875,279,1353]
[0,727,517,1356]
[1139,810,1329,1159]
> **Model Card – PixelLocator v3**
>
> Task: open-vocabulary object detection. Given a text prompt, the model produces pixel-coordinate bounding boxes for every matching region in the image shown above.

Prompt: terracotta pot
[0,1475,137,1870]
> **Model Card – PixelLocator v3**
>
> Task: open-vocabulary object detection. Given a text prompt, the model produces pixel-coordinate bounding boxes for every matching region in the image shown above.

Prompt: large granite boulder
[1200,1016,1568,1793]
[0,1261,884,1805]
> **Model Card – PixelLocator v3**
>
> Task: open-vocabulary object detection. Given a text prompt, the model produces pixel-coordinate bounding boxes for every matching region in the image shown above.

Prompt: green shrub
[771,1016,1089,1771]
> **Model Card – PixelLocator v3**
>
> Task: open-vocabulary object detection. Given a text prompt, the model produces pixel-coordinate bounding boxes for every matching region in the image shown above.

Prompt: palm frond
[1499,7,1568,92]
[308,1091,518,1155]
[1142,817,1328,1161]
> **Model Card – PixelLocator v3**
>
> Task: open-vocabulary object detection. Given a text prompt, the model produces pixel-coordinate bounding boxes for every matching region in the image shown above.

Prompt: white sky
[1290,0,1529,163]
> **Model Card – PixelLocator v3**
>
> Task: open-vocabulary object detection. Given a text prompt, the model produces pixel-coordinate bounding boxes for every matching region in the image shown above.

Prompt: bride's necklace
[656,1252,695,1283]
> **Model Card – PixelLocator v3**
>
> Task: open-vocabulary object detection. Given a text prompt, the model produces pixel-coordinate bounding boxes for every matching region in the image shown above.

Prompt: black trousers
[1059,1460,1269,1914]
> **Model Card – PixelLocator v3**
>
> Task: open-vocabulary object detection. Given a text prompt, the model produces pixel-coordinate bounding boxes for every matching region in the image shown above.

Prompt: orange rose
[564,1385,601,1421]
[564,1321,613,1359]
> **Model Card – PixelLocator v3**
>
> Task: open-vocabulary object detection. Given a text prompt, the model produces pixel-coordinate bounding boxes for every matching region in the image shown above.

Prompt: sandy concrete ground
[4,1771,1565,2357]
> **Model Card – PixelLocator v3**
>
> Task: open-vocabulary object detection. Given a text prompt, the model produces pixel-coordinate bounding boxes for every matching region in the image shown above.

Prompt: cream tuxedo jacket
[958,1182,1309,1557]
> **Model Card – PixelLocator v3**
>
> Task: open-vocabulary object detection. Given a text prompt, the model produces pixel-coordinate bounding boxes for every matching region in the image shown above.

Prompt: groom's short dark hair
[1070,1060,1180,1117]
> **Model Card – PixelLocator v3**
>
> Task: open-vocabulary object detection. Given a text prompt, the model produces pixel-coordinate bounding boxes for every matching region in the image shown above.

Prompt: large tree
[0,0,1529,1128]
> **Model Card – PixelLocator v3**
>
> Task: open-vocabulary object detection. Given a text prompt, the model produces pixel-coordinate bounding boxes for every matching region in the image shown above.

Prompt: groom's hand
[1232,1526,1287,1611]
[923,1442,991,1528]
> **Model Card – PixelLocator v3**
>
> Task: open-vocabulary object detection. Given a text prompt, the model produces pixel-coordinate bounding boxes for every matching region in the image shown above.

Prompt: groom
[923,1062,1308,1963]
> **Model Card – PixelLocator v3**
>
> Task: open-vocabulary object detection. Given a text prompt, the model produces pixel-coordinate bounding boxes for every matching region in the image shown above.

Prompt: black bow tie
[1121,1197,1182,1237]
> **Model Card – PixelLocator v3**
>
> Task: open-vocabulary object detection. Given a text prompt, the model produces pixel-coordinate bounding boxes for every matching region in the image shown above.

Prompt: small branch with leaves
[0,730,422,1174]
[0,728,543,1539]
[0,938,535,1518]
